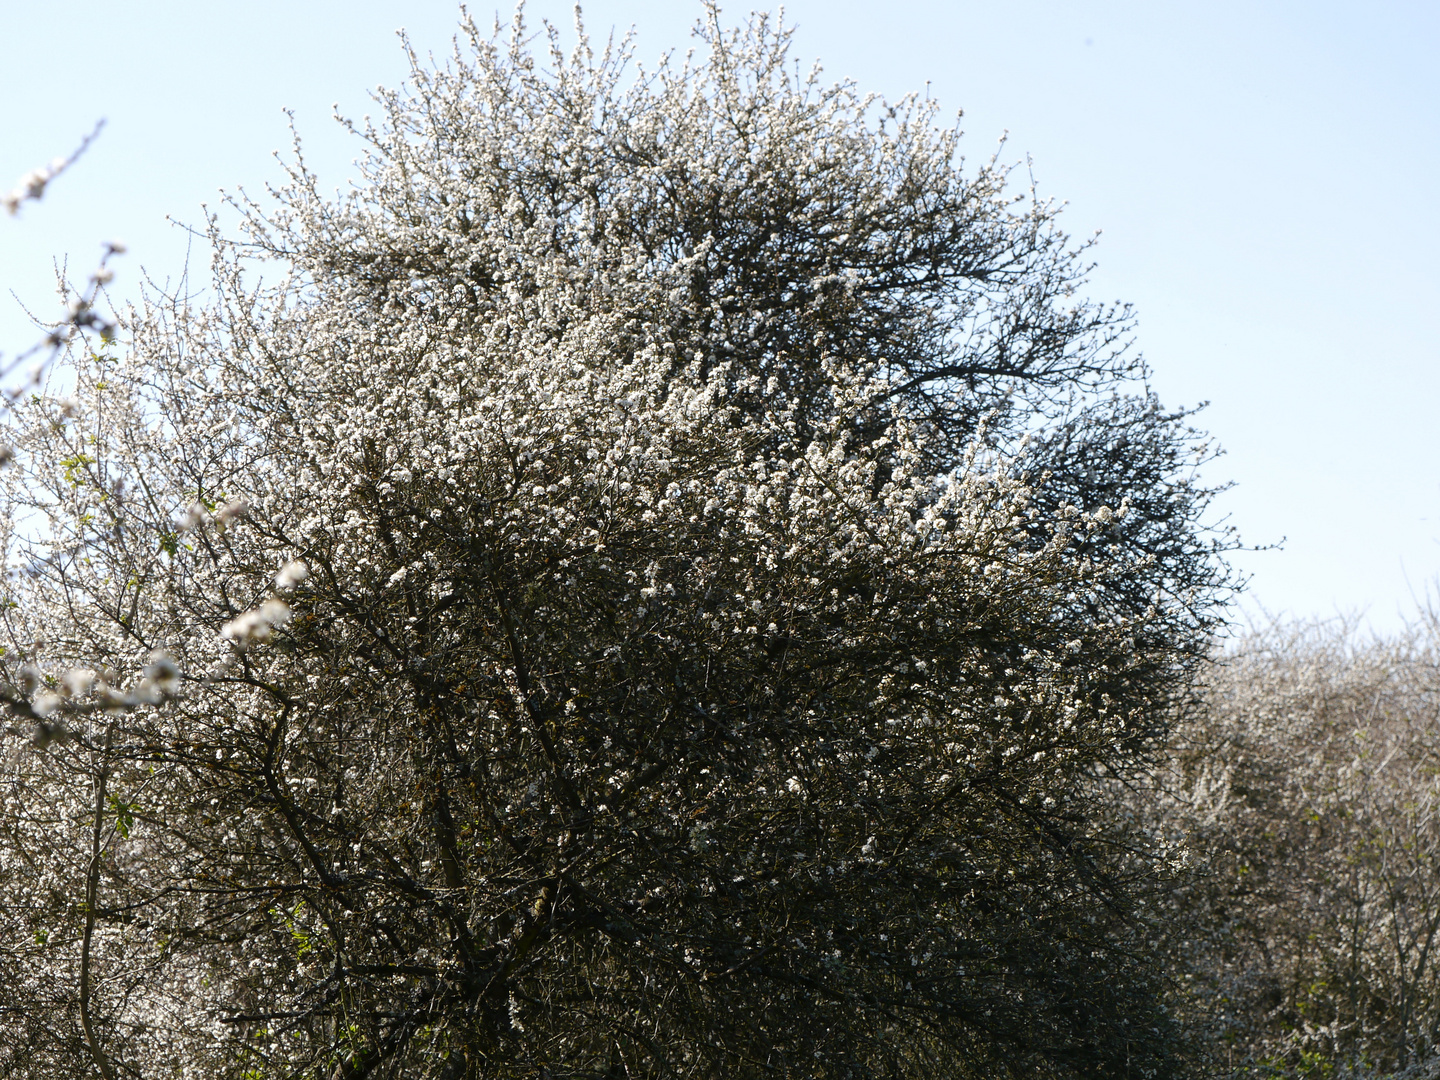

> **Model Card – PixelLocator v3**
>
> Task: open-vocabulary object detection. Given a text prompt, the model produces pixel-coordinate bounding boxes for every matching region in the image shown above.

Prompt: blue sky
[3,1,1437,633]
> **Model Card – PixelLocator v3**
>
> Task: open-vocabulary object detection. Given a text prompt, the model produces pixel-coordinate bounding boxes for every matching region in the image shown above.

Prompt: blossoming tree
[0,8,1234,1078]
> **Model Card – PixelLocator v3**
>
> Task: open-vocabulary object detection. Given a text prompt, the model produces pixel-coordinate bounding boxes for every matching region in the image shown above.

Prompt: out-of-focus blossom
[274,560,309,591]
[214,498,250,532]
[221,600,291,647]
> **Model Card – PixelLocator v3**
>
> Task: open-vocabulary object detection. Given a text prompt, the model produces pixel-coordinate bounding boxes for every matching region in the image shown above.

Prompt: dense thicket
[0,8,1235,1078]
[1157,615,1440,1079]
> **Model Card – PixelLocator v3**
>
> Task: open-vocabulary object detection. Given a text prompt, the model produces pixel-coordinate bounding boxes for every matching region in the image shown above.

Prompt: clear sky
[4,1,1437,633]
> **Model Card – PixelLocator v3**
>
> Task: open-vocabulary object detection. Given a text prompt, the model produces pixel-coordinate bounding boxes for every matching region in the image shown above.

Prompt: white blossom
[274,559,309,590]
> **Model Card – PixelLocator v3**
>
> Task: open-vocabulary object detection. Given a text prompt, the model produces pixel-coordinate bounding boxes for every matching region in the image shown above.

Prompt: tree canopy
[0,8,1235,1078]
